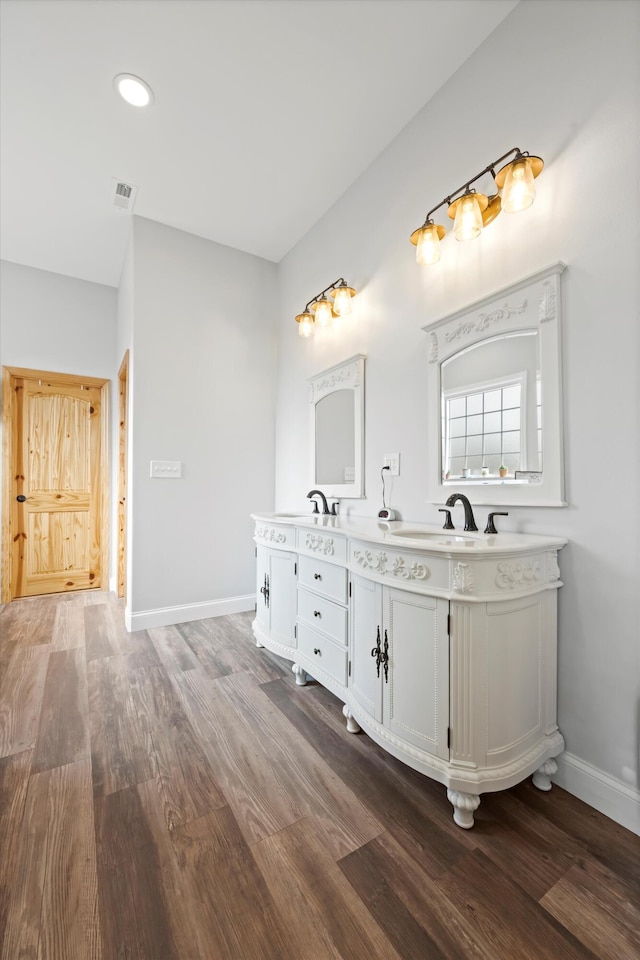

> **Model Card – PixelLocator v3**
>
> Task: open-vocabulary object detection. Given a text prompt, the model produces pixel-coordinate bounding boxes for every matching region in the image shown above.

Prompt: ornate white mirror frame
[309,354,365,499]
[423,263,567,507]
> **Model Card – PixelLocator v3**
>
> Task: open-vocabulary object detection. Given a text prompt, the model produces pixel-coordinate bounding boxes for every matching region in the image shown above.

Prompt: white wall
[274,0,640,830]
[126,217,277,627]
[0,260,117,376]
[0,259,118,583]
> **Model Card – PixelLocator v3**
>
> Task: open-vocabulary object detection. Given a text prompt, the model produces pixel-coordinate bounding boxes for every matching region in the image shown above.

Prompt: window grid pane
[444,383,521,476]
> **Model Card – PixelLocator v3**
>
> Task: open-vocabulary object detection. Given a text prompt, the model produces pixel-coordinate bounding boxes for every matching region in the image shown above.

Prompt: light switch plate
[150,460,182,478]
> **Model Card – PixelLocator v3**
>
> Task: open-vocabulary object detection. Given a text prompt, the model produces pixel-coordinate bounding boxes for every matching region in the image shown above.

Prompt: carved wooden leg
[292,663,307,686]
[447,789,481,829]
[532,757,558,791]
[342,704,361,734]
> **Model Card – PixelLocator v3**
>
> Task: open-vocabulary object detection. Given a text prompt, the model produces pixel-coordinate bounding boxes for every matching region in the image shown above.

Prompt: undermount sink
[271,513,336,524]
[391,529,477,543]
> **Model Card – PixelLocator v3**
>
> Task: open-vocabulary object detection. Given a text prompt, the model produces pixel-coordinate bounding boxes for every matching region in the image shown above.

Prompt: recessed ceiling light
[113,73,154,107]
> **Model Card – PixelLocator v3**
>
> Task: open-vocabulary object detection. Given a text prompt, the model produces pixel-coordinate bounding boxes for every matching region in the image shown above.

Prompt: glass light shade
[416,224,442,265]
[453,194,483,241]
[296,312,315,338]
[313,298,333,327]
[501,159,535,212]
[332,286,354,317]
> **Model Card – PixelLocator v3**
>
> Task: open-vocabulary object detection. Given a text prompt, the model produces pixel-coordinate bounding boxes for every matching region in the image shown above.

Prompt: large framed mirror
[423,263,566,506]
[309,354,365,498]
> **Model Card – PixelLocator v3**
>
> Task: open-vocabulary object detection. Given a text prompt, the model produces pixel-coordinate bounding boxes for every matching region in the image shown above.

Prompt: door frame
[117,351,129,599]
[1,366,110,603]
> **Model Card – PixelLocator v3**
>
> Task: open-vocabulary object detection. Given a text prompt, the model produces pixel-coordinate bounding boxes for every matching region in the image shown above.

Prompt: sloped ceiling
[0,0,518,286]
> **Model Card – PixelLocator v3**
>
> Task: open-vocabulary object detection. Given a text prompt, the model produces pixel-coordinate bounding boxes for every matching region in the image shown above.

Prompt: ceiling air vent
[110,178,138,213]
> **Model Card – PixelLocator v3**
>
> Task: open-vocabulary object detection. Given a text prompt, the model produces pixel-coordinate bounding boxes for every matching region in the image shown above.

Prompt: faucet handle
[309,498,320,514]
[438,508,455,530]
[331,501,340,516]
[484,511,508,534]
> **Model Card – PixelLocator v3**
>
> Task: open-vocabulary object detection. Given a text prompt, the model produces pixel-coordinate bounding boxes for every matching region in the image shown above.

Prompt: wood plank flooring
[0,591,638,960]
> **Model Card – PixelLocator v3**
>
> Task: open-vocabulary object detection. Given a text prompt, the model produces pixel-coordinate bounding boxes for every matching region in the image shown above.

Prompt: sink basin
[392,529,476,542]
[271,513,335,523]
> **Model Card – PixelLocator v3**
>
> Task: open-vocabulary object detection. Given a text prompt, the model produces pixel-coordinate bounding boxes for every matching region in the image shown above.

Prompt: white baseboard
[125,594,255,632]
[554,751,640,835]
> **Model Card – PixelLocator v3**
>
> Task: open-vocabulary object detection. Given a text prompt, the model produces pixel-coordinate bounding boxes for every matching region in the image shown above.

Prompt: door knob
[16,495,28,502]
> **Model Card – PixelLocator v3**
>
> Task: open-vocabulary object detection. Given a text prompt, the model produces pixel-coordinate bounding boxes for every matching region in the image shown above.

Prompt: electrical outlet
[383,453,400,476]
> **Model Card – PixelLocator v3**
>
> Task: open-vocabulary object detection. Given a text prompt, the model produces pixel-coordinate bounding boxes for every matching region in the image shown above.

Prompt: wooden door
[2,367,109,601]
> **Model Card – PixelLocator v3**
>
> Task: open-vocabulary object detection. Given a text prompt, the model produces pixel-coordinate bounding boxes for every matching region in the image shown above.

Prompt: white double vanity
[254,264,568,828]
[252,513,566,828]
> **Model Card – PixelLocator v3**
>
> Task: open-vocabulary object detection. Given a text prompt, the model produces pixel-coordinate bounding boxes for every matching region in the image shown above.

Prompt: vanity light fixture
[295,278,356,337]
[113,73,154,107]
[410,147,543,265]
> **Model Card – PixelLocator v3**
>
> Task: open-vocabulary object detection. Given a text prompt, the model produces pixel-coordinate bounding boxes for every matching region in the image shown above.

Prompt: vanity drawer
[298,555,347,603]
[297,527,348,564]
[298,623,348,686]
[298,587,347,644]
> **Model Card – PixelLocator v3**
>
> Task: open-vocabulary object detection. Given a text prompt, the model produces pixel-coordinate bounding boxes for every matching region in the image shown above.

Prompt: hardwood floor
[0,591,638,960]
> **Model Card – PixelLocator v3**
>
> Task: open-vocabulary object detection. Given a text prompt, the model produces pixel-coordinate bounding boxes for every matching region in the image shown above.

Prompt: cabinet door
[383,588,449,761]
[268,549,297,648]
[349,574,383,722]
[255,545,269,631]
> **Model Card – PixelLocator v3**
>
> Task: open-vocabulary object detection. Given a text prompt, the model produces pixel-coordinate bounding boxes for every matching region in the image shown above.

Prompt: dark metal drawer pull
[313,610,321,617]
[383,629,389,683]
[314,573,322,580]
[259,574,270,608]
[313,647,321,655]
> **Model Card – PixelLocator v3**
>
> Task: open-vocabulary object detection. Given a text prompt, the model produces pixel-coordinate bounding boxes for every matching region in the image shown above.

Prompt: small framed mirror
[423,263,566,506]
[309,354,365,498]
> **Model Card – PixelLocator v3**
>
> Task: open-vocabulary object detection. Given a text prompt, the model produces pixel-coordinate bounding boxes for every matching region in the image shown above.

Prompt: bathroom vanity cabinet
[252,513,566,828]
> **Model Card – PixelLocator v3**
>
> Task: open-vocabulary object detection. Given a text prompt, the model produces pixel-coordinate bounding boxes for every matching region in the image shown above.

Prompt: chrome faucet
[445,492,478,531]
[306,489,330,515]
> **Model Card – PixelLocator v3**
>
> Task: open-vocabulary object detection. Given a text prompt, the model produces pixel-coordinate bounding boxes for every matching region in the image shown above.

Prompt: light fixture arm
[421,147,525,225]
[304,277,348,313]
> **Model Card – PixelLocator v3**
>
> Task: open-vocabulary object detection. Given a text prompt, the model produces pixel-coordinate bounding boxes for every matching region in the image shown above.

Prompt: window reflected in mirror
[441,332,541,482]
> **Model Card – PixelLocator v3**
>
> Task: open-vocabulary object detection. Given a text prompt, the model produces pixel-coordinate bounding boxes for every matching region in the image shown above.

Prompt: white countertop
[251,513,567,556]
